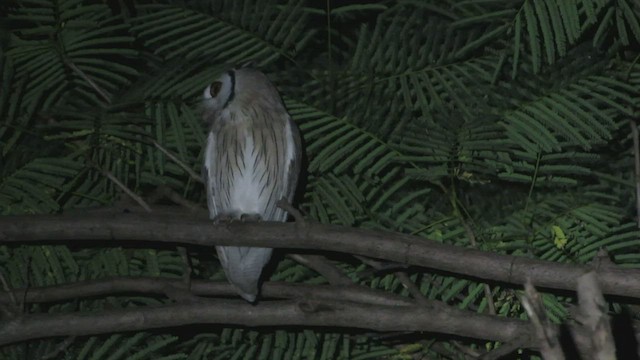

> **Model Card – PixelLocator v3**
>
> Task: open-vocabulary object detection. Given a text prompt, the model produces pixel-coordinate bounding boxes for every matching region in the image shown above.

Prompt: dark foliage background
[1,0,640,358]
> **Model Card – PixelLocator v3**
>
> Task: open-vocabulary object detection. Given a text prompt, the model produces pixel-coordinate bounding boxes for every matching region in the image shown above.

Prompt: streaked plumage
[202,67,301,302]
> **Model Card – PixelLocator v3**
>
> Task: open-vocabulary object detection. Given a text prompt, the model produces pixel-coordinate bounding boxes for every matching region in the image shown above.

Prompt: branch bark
[0,277,535,346]
[0,277,413,307]
[0,295,531,347]
[2,208,639,299]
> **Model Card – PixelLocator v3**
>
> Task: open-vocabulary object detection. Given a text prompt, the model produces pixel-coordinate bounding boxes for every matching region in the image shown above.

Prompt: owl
[202,67,301,302]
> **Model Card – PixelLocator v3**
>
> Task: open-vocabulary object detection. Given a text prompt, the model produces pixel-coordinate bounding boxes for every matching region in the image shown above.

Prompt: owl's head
[202,67,282,114]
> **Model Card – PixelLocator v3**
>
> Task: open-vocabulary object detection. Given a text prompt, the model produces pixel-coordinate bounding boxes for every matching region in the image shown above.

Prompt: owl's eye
[209,81,223,98]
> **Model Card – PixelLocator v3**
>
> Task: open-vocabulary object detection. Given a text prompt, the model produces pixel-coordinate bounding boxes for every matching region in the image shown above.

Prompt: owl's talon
[213,214,233,225]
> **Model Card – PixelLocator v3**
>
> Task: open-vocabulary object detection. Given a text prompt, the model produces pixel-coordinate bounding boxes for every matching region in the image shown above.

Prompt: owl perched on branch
[202,66,302,302]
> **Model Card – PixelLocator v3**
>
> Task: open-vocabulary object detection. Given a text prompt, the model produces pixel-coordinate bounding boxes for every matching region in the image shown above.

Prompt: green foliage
[1,0,640,358]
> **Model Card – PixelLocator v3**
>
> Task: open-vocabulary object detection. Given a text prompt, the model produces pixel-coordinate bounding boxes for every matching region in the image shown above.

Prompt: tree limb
[0,277,413,307]
[1,209,639,299]
[0,296,530,347]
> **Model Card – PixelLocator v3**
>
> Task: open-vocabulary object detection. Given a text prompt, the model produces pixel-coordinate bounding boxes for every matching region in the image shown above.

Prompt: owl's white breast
[204,128,272,219]
[227,129,268,215]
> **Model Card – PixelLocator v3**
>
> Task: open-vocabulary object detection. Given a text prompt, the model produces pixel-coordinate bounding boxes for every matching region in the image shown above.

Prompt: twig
[39,336,76,360]
[277,198,305,224]
[153,140,203,184]
[0,272,18,311]
[393,272,428,305]
[148,185,202,212]
[288,254,352,286]
[451,341,481,358]
[354,255,409,277]
[100,167,152,212]
[355,256,428,307]
[459,212,496,315]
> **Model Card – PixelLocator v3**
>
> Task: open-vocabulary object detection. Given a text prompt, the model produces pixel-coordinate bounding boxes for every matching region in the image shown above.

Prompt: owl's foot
[213,214,234,224]
[240,213,262,222]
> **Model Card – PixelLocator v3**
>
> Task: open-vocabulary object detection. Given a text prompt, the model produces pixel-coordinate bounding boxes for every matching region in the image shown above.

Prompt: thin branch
[38,336,76,360]
[276,197,362,286]
[451,341,482,358]
[148,185,202,212]
[394,272,428,305]
[152,140,204,184]
[3,209,640,299]
[288,254,353,286]
[281,199,355,286]
[277,198,305,224]
[0,272,18,310]
[356,255,427,305]
[456,202,496,315]
[355,255,409,277]
[99,167,152,212]
[277,199,351,286]
[0,296,531,347]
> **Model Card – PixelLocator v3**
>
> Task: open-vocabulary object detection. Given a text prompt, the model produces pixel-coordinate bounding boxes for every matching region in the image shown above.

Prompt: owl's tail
[215,246,273,302]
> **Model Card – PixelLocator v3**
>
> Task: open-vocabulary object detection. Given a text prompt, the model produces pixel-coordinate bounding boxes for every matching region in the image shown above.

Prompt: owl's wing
[260,114,301,222]
[203,131,219,219]
[283,115,302,204]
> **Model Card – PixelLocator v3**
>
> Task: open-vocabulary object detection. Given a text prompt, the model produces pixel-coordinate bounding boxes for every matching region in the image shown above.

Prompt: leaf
[551,225,568,249]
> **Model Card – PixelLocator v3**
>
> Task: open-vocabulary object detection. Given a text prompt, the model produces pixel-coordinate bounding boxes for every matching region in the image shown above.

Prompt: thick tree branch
[1,209,639,299]
[0,277,413,307]
[0,277,531,346]
[0,297,531,346]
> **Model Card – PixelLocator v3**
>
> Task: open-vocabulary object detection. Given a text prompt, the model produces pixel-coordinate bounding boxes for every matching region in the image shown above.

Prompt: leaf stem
[525,151,542,212]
